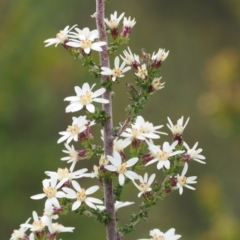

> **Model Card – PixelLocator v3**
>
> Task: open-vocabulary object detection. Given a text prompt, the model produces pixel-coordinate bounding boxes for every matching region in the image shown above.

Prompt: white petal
[179,186,183,195]
[93,98,109,103]
[31,193,46,199]
[119,174,125,185]
[85,186,99,195]
[72,180,81,192]
[86,197,103,204]
[114,56,120,68]
[181,163,188,176]
[72,200,81,211]
[85,200,97,209]
[185,185,196,190]
[32,211,38,221]
[157,161,165,170]
[86,104,95,113]
[145,159,158,166]
[126,157,138,167]
[64,96,79,102]
[62,187,76,198]
[148,174,156,185]
[104,165,117,172]
[125,171,139,180]
[164,160,170,169]
[51,197,60,207]
[92,88,106,97]
[66,42,81,48]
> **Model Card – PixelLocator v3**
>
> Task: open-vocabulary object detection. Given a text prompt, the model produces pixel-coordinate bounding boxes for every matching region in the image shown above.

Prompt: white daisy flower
[10,218,31,240]
[105,11,125,29]
[123,16,136,28]
[30,175,65,208]
[121,116,167,142]
[61,143,83,171]
[61,143,79,162]
[133,173,156,197]
[151,77,165,91]
[183,142,206,164]
[122,16,136,37]
[152,48,169,62]
[139,228,181,240]
[97,201,134,212]
[113,138,131,152]
[101,56,131,81]
[175,163,197,195]
[63,180,103,210]
[57,116,94,144]
[64,83,109,113]
[66,27,106,54]
[146,141,184,170]
[44,25,77,47]
[50,223,74,234]
[167,116,190,135]
[121,126,145,141]
[104,151,139,185]
[20,211,48,232]
[45,167,88,183]
[135,64,148,79]
[135,116,167,139]
[120,47,140,66]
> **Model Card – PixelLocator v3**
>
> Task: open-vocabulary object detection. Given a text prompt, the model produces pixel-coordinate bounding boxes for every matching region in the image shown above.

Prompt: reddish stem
[95,1,117,240]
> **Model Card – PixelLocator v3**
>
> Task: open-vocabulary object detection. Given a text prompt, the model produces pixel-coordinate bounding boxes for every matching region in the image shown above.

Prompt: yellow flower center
[172,124,183,134]
[80,91,92,105]
[157,151,169,160]
[139,182,149,192]
[43,187,57,198]
[33,220,45,231]
[153,235,165,240]
[132,128,141,138]
[112,68,123,77]
[99,155,109,166]
[138,69,148,78]
[117,163,127,174]
[152,79,162,90]
[178,176,187,186]
[109,19,118,28]
[81,40,92,49]
[67,125,80,134]
[76,189,86,202]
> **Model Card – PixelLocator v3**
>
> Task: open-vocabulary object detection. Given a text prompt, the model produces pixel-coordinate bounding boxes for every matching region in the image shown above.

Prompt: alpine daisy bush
[10,1,206,240]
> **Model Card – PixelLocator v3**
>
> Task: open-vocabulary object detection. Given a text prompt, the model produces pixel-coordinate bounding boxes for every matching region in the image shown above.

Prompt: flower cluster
[11,9,206,240]
[11,208,74,240]
[105,11,136,39]
[44,25,106,56]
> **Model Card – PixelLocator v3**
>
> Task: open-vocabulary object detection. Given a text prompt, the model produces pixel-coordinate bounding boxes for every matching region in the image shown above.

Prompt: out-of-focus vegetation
[1,0,240,239]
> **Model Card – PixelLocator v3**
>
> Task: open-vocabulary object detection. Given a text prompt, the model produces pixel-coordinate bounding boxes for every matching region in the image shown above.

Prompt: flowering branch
[10,1,206,240]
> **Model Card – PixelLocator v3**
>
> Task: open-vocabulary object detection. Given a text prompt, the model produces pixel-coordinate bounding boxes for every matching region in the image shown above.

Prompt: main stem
[95,1,117,240]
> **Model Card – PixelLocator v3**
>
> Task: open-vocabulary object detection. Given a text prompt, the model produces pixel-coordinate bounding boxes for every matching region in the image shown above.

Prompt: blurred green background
[1,0,240,239]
